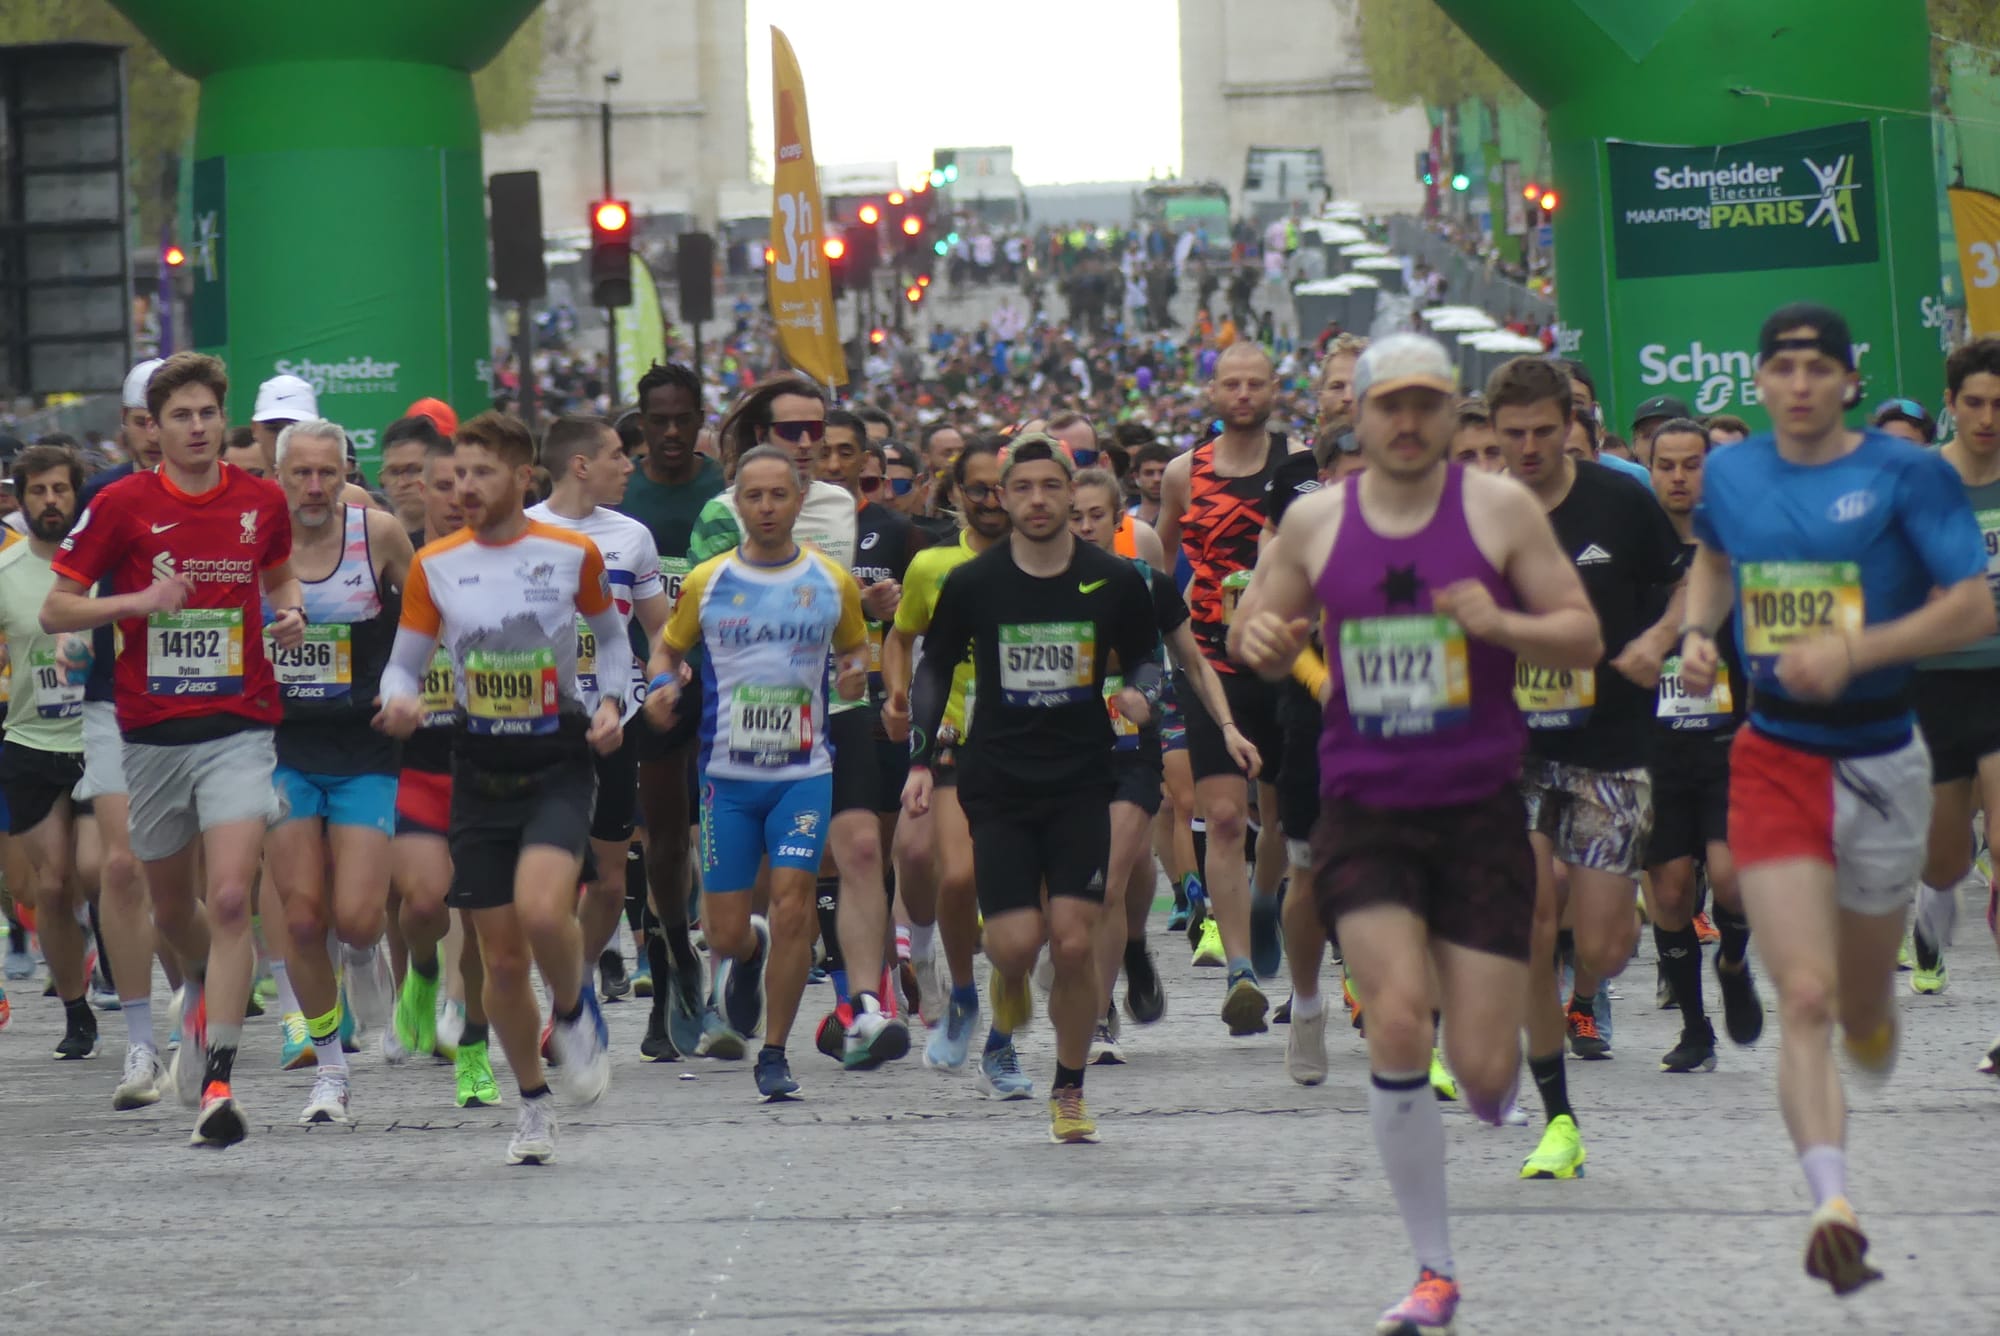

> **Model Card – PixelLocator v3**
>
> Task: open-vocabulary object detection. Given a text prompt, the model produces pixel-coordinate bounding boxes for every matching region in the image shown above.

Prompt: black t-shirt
[1529,460,1686,770]
[912,511,959,547]
[915,539,1160,796]
[854,501,929,722]
[1265,451,1324,527]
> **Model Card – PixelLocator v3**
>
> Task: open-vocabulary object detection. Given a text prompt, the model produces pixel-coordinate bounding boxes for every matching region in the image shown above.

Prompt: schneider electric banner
[1602,121,1918,424]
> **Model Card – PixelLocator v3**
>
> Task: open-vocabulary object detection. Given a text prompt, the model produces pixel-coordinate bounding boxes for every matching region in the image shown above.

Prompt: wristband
[648,672,677,696]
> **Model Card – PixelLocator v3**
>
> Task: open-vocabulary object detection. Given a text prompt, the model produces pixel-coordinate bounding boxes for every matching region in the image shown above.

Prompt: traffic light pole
[601,93,618,399]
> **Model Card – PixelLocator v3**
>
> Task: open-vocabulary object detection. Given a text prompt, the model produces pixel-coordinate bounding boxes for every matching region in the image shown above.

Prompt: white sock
[1371,1070,1453,1278]
[270,960,299,1017]
[1799,1144,1846,1208]
[124,998,154,1048]
[910,923,936,960]
[1291,989,1325,1020]
[1914,881,1957,948]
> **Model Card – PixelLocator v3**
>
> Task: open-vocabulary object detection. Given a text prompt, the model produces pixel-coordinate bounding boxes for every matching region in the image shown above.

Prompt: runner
[1644,418,1765,1073]
[374,409,624,1165]
[904,433,1162,1141]
[262,419,415,1123]
[882,437,1011,1077]
[43,351,305,1150]
[1488,354,1687,1180]
[645,444,869,1099]
[0,446,95,1061]
[1156,342,1310,1033]
[1911,338,2000,1000]
[1232,331,1601,1336]
[1677,302,1993,1294]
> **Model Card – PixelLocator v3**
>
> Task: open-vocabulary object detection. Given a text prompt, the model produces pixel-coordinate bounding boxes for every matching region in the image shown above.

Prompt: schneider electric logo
[1629,152,1863,244]
[273,356,401,397]
[1638,338,1872,414]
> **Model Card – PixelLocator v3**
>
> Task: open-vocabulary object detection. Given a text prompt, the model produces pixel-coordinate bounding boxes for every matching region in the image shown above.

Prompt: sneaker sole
[976,1077,1033,1101]
[113,1086,162,1111]
[507,1145,555,1166]
[1222,982,1269,1036]
[54,1040,101,1060]
[1805,1218,1882,1296]
[1660,1053,1718,1073]
[1050,1126,1101,1144]
[190,1103,247,1148]
[699,1032,747,1061]
[300,1107,353,1126]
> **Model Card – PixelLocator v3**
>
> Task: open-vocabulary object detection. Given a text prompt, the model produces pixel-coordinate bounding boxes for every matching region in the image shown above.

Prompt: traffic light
[1416,151,1435,187]
[162,244,186,268]
[823,234,848,295]
[1523,183,1541,201]
[1538,190,1559,212]
[905,283,922,305]
[1450,172,1471,192]
[589,198,634,307]
[932,149,958,188]
[901,216,922,238]
[858,202,880,226]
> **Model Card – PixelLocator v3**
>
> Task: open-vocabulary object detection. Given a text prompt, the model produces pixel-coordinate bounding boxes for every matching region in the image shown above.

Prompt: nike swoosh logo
[1079,579,1107,593]
[151,523,179,534]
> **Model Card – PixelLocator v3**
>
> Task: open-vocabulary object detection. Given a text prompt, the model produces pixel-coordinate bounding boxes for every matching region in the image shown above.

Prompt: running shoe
[1375,1268,1459,1336]
[1123,945,1165,1024]
[1910,926,1947,995]
[1030,945,1054,997]
[923,992,978,1072]
[299,1068,353,1125]
[666,954,705,1057]
[113,1043,165,1110]
[1221,969,1268,1035]
[1520,1114,1587,1180]
[392,965,440,1060]
[631,955,654,998]
[92,975,121,1012]
[2,940,31,979]
[1842,1018,1898,1081]
[1344,970,1364,1032]
[1978,1036,2000,1076]
[814,1007,846,1061]
[1048,1086,1099,1144]
[1088,1021,1123,1066]
[1249,891,1283,979]
[897,960,921,1016]
[0,984,9,1031]
[343,944,394,1032]
[722,919,769,1038]
[1273,996,1292,1024]
[190,1080,247,1149]
[976,1041,1033,1099]
[1660,1018,1718,1073]
[507,1096,557,1165]
[1804,1197,1882,1296]
[1715,956,1765,1045]
[641,1008,681,1062]
[695,1005,747,1060]
[337,986,360,1053]
[253,974,278,1008]
[599,949,631,1001]
[539,1017,558,1067]
[989,962,1033,1034]
[455,1041,501,1108]
[1691,912,1719,947]
[243,991,264,1019]
[1286,1004,1328,1086]
[754,1047,800,1101]
[1191,918,1226,967]
[915,953,947,1026]
[166,985,183,1051]
[1428,1049,1458,1101]
[1183,886,1209,951]
[1895,931,1912,970]
[1565,1002,1611,1060]
[1655,967,1676,1011]
[551,988,611,1105]
[843,997,911,1070]
[170,987,207,1107]
[54,1007,99,1060]
[434,998,464,1061]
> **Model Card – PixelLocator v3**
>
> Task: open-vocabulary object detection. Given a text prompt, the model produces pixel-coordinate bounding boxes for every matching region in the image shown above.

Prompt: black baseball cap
[1631,395,1689,427]
[1759,302,1856,370]
[1871,397,1937,443]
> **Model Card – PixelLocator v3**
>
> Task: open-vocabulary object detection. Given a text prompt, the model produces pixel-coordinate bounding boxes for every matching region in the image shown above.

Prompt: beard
[28,508,73,543]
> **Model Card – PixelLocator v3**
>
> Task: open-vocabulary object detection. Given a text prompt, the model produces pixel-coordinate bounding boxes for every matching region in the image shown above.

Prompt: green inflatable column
[1435,0,1944,427]
[111,1,540,472]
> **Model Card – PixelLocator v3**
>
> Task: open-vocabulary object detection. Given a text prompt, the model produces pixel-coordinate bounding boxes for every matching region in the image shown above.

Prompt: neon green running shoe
[253,975,278,1007]
[1429,1048,1458,1101]
[1191,918,1226,967]
[280,1011,315,1070]
[394,966,439,1057]
[1521,1114,1587,1180]
[455,1040,501,1108]
[1896,932,1913,971]
[1911,930,1947,995]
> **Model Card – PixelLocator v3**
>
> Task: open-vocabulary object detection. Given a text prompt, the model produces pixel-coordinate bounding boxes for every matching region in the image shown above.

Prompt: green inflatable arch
[112,0,540,471]
[1435,0,1944,428]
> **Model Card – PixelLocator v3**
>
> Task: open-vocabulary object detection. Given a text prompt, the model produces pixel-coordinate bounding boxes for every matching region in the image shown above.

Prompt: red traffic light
[823,236,846,261]
[913,178,929,194]
[1538,190,1559,212]
[905,285,922,303]
[858,203,880,225]
[901,216,922,237]
[869,327,886,345]
[1522,183,1539,201]
[887,191,905,206]
[162,245,186,267]
[593,199,631,233]
[916,274,931,288]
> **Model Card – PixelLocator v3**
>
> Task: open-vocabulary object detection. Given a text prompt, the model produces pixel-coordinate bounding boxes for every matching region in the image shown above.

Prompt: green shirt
[0,541,82,754]
[616,456,725,565]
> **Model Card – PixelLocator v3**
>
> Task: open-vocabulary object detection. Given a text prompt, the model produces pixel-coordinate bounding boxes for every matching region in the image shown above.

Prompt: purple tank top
[1314,464,1525,808]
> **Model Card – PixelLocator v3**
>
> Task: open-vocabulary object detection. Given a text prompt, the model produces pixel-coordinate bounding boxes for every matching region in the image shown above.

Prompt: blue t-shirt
[77,462,136,704]
[1599,452,1652,488]
[1693,428,1985,754]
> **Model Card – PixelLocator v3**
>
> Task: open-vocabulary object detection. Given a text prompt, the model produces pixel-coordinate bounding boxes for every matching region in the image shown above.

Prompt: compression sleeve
[584,600,632,706]
[380,626,438,702]
[1292,646,1330,699]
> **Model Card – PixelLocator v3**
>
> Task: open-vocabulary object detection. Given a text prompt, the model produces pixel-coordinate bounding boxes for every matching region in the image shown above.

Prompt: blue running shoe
[666,954,706,1058]
[696,1005,746,1060]
[723,919,769,1038]
[754,1047,800,1101]
[923,993,978,1072]
[976,1041,1032,1100]
[1249,891,1283,980]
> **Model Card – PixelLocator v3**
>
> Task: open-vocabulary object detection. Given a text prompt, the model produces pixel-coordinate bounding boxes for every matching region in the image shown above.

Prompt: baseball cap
[1871,397,1936,443]
[253,374,318,423]
[1758,302,1855,371]
[406,396,458,437]
[999,431,1075,481]
[121,358,165,411]
[1353,333,1457,401]
[1631,394,1689,426]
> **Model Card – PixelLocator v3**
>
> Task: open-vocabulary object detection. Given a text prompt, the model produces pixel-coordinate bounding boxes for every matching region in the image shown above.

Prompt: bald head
[1214,341,1273,378]
[1211,341,1277,434]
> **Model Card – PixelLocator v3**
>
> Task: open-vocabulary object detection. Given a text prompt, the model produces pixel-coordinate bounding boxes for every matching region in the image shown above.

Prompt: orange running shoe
[1566,1002,1611,1060]
[1693,912,1719,946]
[190,1080,247,1148]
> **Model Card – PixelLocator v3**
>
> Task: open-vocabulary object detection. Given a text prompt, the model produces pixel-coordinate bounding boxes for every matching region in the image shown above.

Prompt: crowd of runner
[2,299,1997,1335]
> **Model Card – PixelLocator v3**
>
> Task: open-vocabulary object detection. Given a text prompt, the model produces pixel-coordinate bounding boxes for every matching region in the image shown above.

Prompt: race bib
[267,624,352,701]
[463,647,559,735]
[999,622,1094,706]
[419,648,455,728]
[147,608,244,697]
[27,645,82,720]
[1657,654,1734,732]
[1979,508,2000,593]
[1514,660,1595,730]
[1103,673,1142,750]
[1338,616,1471,738]
[729,684,812,768]
[1738,561,1863,671]
[1220,569,1251,625]
[575,618,599,695]
[660,555,691,606]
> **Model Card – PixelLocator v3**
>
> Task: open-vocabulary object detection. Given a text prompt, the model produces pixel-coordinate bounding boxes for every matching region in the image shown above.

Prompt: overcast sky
[743,0,1183,186]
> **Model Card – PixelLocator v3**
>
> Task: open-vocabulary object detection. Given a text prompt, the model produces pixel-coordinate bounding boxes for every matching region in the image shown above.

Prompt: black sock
[1555,928,1574,969]
[1568,988,1594,1014]
[1054,1061,1085,1091]
[520,1081,550,1100]
[663,921,698,974]
[1528,1050,1573,1125]
[1714,904,1751,967]
[815,877,843,974]
[623,842,648,933]
[411,953,440,981]
[556,995,584,1024]
[1123,938,1150,975]
[647,933,670,1013]
[5,916,23,953]
[460,1020,489,1047]
[63,995,93,1028]
[203,1043,237,1088]
[1655,924,1706,1024]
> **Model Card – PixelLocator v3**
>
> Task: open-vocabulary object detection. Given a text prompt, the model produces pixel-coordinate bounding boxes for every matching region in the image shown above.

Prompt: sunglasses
[1071,449,1100,467]
[1880,398,1927,420]
[860,475,914,496]
[768,420,826,444]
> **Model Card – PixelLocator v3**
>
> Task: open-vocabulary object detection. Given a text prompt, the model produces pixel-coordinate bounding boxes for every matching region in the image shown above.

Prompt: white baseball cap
[253,374,318,423]
[121,358,165,411]
[1353,333,1458,401]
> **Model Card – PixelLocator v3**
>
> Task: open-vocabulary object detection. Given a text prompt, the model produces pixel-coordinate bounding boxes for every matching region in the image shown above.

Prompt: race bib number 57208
[998,622,1094,706]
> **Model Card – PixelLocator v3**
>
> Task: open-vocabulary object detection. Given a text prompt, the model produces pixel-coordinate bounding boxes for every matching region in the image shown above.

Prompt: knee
[480,939,532,990]
[1577,922,1636,980]
[1776,970,1837,1031]
[284,898,331,953]
[769,885,814,940]
[101,850,141,898]
[207,883,252,933]
[333,902,385,950]
[705,911,753,961]
[1452,1045,1521,1118]
[1047,918,1094,972]
[1361,988,1430,1064]
[1204,800,1247,847]
[833,826,883,882]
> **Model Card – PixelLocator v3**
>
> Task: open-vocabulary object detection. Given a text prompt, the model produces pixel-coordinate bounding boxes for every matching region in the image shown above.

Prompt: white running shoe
[342,945,394,1031]
[113,1043,165,1110]
[1286,1006,1329,1086]
[507,1096,558,1165]
[299,1068,352,1125]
